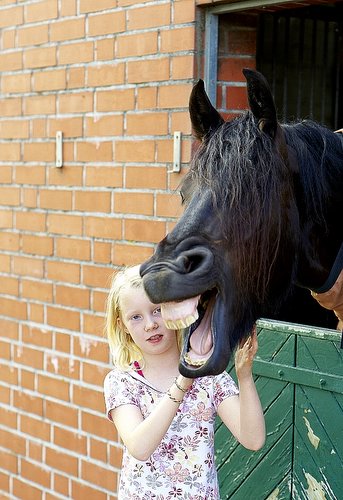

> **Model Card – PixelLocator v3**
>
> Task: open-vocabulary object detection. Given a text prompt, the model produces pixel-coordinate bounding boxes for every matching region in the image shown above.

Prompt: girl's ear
[117,316,130,335]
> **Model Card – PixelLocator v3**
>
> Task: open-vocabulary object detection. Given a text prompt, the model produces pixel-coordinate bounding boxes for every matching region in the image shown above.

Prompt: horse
[140,69,343,377]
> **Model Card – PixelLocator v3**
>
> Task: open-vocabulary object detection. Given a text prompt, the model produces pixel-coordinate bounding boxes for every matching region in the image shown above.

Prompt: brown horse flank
[140,69,343,377]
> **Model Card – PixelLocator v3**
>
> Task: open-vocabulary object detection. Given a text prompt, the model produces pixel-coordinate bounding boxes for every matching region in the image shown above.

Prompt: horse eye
[180,191,185,204]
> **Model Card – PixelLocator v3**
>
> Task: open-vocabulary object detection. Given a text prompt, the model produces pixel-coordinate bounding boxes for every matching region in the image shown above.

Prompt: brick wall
[0,1,198,498]
[0,0,261,496]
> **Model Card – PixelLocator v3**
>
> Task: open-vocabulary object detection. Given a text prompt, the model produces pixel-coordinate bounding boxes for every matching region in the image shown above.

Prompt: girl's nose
[144,320,158,332]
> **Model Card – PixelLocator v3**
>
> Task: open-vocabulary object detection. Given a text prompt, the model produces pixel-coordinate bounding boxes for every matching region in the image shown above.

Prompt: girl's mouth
[147,334,163,343]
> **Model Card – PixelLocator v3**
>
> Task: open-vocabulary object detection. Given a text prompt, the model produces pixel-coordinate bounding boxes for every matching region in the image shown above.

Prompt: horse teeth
[164,312,198,330]
[184,353,207,367]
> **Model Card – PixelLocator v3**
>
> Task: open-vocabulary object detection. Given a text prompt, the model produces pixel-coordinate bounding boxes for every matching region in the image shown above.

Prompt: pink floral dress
[104,367,238,500]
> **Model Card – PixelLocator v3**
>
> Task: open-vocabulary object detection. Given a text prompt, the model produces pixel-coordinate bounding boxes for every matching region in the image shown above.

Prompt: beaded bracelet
[167,389,182,404]
[174,377,187,393]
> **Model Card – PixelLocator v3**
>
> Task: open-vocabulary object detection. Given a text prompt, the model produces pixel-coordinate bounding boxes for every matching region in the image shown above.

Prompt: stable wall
[0,0,255,498]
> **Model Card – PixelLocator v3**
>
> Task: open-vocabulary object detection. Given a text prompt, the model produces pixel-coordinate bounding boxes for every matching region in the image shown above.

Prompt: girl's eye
[131,314,142,321]
[153,307,161,315]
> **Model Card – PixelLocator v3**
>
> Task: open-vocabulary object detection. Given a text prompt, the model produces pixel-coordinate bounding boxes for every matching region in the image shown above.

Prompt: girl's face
[119,285,178,356]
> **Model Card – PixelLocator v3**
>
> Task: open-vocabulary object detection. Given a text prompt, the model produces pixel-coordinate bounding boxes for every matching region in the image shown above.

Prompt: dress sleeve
[103,368,140,421]
[213,371,239,409]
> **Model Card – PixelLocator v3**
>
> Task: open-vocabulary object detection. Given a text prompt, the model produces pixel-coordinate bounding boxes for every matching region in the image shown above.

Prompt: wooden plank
[253,360,343,394]
[220,427,293,499]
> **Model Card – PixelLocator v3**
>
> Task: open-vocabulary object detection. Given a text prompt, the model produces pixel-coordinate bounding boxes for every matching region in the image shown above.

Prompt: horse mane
[184,112,342,308]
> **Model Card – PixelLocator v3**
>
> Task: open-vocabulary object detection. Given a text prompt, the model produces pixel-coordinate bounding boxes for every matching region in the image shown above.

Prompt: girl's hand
[235,325,258,381]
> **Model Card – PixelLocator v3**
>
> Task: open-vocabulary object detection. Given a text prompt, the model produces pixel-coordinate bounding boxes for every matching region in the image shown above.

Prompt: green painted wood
[216,319,343,499]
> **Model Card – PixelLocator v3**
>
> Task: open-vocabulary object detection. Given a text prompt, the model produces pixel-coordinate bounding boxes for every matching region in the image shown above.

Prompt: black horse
[140,69,343,377]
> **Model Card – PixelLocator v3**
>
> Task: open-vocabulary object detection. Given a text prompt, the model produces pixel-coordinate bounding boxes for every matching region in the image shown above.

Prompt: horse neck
[293,129,343,290]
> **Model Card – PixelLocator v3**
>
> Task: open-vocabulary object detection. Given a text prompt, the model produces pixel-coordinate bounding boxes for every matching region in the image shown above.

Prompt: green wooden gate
[215,320,343,500]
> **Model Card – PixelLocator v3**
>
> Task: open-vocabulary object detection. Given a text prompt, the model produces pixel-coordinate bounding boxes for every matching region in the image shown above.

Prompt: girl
[104,265,265,500]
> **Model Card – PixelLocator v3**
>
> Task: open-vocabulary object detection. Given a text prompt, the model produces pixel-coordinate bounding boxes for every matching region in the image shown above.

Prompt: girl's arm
[217,327,266,451]
[110,375,193,461]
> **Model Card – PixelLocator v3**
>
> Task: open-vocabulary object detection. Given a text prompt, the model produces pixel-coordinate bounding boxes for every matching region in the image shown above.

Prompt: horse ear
[243,68,278,138]
[189,79,224,141]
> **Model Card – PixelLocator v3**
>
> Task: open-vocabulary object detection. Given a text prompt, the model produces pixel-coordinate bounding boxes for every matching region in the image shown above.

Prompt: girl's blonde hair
[105,265,182,371]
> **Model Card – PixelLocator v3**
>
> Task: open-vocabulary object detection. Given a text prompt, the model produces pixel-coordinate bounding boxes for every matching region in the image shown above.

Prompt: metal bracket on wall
[55,131,63,168]
[168,131,182,173]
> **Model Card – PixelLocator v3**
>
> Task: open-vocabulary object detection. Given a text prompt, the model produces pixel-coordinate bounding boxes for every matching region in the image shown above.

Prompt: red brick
[81,460,116,491]
[17,24,48,47]
[115,140,155,163]
[45,448,78,476]
[15,166,46,185]
[126,112,168,136]
[85,115,123,137]
[96,88,135,112]
[85,166,123,188]
[22,325,52,349]
[46,261,80,284]
[84,216,121,239]
[55,237,91,261]
[38,373,70,401]
[114,192,154,216]
[0,51,22,71]
[88,11,125,36]
[54,427,87,454]
[1,73,31,93]
[116,32,157,58]
[125,166,166,189]
[76,141,113,162]
[0,276,19,296]
[40,189,73,210]
[45,400,78,428]
[82,411,114,440]
[24,46,57,69]
[218,56,255,82]
[112,243,153,267]
[160,26,195,53]
[87,63,125,87]
[82,265,111,288]
[16,211,46,232]
[26,0,58,22]
[48,166,83,187]
[80,0,116,13]
[0,428,26,455]
[127,58,170,84]
[21,415,50,441]
[59,92,93,113]
[22,279,53,302]
[47,306,80,331]
[128,4,170,29]
[21,459,51,489]
[13,255,44,278]
[55,284,90,309]
[50,18,85,42]
[0,232,19,251]
[13,391,44,417]
[124,219,166,243]
[0,6,23,28]
[47,214,83,236]
[225,85,249,110]
[93,241,112,264]
[72,481,107,500]
[59,41,93,64]
[22,234,54,256]
[48,117,83,137]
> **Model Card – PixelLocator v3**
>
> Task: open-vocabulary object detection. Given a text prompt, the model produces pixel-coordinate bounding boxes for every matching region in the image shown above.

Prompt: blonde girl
[104,265,265,500]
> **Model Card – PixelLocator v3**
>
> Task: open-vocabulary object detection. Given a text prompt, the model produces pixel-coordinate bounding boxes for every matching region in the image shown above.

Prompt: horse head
[140,69,343,377]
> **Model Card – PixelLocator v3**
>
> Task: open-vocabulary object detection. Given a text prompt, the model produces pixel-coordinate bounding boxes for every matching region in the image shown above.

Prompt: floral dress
[104,367,239,500]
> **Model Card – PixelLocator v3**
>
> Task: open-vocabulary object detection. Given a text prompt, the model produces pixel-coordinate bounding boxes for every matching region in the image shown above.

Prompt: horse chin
[177,293,232,378]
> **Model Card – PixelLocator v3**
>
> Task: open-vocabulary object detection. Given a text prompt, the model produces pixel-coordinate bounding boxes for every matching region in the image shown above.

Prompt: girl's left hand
[235,325,258,380]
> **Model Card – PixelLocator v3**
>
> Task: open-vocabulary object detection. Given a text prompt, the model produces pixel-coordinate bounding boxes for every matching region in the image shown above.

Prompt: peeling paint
[303,416,320,449]
[267,487,279,499]
[50,356,59,373]
[79,337,96,356]
[304,472,327,499]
